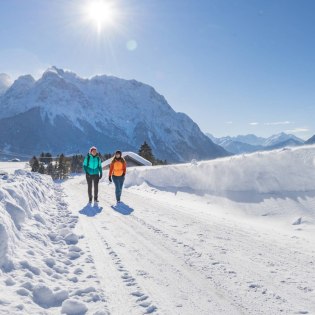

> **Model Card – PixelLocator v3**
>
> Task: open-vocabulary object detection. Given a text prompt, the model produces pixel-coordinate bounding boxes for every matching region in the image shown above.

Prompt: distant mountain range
[206,132,309,154]
[0,67,228,162]
[305,135,315,145]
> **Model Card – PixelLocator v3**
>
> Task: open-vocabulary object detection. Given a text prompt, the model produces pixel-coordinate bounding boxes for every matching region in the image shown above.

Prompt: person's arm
[98,157,103,178]
[108,162,114,182]
[109,162,114,177]
[123,162,126,176]
[83,156,88,173]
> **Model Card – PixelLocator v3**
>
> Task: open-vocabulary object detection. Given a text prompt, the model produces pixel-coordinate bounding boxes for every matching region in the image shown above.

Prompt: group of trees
[30,142,166,179]
[30,153,79,180]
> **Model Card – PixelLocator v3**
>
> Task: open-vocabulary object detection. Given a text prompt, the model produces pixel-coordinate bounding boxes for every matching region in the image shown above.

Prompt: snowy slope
[0,145,314,314]
[0,169,108,314]
[306,134,315,144]
[0,67,227,162]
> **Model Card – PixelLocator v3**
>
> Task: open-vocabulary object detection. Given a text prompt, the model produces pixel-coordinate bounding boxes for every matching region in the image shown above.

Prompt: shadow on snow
[111,202,134,215]
[79,203,103,217]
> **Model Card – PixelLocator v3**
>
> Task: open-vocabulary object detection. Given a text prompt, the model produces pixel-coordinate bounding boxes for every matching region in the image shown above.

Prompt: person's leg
[86,174,92,201]
[118,176,125,201]
[93,175,100,201]
[112,176,120,202]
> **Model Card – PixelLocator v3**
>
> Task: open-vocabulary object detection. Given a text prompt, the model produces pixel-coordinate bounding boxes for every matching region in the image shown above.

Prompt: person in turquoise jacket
[83,146,103,203]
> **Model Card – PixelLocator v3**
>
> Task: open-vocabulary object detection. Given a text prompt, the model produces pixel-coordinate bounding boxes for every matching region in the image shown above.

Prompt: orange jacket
[109,158,126,177]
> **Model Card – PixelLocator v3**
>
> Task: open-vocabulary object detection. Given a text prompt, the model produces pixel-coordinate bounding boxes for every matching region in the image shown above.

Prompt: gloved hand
[86,173,90,178]
[122,172,125,177]
[99,173,102,179]
[108,176,112,183]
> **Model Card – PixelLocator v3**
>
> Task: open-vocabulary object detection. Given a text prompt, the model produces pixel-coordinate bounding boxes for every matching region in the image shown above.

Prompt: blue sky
[0,0,314,139]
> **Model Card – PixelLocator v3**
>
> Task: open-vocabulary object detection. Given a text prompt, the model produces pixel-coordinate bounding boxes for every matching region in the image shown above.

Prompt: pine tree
[53,159,59,180]
[138,141,155,163]
[58,154,69,179]
[47,162,54,176]
[38,163,45,174]
[45,153,52,164]
[31,157,40,172]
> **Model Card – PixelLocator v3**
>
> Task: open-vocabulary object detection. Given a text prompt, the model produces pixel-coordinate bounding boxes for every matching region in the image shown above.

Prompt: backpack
[86,153,100,168]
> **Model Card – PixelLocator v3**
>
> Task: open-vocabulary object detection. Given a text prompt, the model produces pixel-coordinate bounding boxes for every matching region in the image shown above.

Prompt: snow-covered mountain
[0,67,227,162]
[207,132,304,154]
[305,134,315,144]
[262,132,304,147]
[0,73,12,95]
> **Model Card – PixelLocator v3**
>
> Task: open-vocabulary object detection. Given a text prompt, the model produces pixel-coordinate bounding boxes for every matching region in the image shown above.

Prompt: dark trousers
[86,174,100,201]
[112,175,125,202]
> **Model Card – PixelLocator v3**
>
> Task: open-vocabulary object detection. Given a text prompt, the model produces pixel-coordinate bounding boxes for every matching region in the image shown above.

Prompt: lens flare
[86,0,117,33]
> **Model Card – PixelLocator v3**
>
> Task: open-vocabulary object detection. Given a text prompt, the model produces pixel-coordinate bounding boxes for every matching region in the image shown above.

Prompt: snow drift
[125,146,315,194]
[0,169,107,314]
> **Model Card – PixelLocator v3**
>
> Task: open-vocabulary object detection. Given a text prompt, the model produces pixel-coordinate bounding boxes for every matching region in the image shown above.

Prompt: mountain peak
[0,67,227,162]
[11,74,35,90]
[42,66,80,82]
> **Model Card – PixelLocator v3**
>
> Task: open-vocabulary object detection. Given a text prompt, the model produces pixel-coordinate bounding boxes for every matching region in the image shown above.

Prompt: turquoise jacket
[83,154,103,176]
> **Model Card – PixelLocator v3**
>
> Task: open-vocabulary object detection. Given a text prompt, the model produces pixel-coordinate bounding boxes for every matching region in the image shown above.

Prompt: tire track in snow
[92,221,158,314]
[98,201,242,315]
[122,188,315,315]
[78,215,157,315]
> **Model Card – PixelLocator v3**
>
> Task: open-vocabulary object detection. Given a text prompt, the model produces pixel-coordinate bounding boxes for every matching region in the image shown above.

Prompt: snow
[0,162,30,174]
[0,146,314,314]
[102,151,152,168]
[0,67,224,162]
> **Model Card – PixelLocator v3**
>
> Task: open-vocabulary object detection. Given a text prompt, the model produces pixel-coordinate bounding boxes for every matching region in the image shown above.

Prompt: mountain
[0,67,228,162]
[0,73,12,95]
[305,135,315,144]
[207,132,304,154]
[262,132,304,147]
[264,138,304,150]
[206,134,262,154]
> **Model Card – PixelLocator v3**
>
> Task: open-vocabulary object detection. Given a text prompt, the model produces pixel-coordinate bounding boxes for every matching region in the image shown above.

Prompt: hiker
[108,150,126,203]
[83,146,102,203]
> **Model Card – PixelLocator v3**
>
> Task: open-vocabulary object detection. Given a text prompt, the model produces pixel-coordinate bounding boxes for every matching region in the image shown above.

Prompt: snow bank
[0,169,106,314]
[125,146,315,194]
[0,170,54,271]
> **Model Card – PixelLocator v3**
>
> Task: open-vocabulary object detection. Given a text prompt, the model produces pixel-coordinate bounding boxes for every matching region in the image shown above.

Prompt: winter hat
[89,146,97,153]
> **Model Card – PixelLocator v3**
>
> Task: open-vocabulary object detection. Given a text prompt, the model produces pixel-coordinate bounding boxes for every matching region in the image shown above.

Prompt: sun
[86,0,117,33]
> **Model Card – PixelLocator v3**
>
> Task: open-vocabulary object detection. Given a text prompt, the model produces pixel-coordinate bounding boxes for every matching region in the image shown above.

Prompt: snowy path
[63,175,315,315]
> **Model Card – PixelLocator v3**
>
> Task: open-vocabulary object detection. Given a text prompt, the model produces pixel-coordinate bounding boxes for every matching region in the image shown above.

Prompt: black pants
[86,174,100,201]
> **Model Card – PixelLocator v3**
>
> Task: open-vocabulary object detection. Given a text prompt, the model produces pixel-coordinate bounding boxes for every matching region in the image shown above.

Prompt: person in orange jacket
[108,150,127,203]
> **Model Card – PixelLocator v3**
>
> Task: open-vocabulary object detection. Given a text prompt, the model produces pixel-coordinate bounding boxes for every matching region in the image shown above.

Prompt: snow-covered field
[0,146,314,314]
[0,162,29,174]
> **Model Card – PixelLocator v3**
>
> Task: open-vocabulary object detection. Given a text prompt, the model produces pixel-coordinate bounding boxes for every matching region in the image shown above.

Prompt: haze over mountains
[0,73,12,95]
[207,133,307,154]
[0,67,227,162]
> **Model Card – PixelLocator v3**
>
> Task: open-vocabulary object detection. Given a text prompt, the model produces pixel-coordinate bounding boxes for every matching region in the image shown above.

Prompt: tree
[58,154,69,179]
[138,141,155,163]
[31,157,40,172]
[38,163,45,174]
[39,152,52,164]
[45,153,52,164]
[47,162,54,177]
[70,154,84,173]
